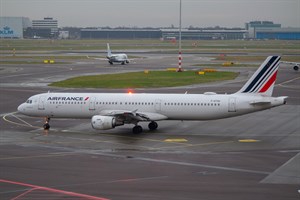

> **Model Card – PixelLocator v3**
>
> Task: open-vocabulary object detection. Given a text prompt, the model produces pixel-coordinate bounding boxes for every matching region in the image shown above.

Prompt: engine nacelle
[91,115,116,130]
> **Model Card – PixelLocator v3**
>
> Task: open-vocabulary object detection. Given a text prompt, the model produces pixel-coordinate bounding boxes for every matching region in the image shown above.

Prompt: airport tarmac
[0,53,299,200]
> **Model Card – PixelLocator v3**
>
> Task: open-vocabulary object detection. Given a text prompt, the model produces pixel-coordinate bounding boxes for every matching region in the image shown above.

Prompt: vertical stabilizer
[107,43,112,57]
[236,56,281,96]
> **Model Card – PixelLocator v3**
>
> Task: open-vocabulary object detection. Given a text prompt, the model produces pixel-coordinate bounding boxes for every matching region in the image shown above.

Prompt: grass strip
[49,70,238,89]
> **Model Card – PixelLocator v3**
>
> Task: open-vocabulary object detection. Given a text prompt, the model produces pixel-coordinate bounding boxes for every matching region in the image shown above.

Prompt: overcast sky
[1,0,299,28]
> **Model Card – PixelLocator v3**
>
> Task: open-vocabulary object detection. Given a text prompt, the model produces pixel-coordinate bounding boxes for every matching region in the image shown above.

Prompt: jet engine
[91,115,117,130]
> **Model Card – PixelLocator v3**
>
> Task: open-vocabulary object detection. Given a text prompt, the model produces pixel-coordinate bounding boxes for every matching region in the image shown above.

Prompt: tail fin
[237,56,281,96]
[107,43,112,57]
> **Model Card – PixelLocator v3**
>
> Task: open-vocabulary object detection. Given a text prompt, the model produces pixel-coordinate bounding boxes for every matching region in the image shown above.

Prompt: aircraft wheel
[293,65,299,71]
[43,123,50,130]
[109,61,113,65]
[133,125,143,134]
[148,121,158,131]
[121,62,125,65]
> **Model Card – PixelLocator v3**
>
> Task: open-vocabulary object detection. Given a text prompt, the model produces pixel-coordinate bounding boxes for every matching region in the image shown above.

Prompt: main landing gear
[132,121,158,134]
[43,117,50,130]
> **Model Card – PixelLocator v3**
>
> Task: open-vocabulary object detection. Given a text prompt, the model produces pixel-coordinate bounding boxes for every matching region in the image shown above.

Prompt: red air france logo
[84,97,89,101]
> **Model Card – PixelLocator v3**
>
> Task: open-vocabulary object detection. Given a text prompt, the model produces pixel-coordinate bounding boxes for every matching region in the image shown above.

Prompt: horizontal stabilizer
[249,99,272,105]
[249,96,288,105]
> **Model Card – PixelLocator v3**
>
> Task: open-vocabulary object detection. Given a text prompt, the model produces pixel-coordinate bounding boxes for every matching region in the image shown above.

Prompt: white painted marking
[11,114,33,127]
[135,157,270,175]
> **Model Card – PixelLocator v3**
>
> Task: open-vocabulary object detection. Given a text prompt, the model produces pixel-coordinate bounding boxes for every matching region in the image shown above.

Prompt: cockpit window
[26,100,33,104]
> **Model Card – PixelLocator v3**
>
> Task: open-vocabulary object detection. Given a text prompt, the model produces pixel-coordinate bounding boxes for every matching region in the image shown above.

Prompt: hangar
[161,29,246,40]
[0,17,31,38]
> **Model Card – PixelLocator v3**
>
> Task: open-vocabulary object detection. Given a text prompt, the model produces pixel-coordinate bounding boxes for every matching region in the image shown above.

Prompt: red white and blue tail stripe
[237,56,281,96]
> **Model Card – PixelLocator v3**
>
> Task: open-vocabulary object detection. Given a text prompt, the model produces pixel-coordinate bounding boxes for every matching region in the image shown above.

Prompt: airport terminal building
[32,17,58,36]
[246,21,300,40]
[80,21,299,40]
[80,28,246,40]
[254,28,300,40]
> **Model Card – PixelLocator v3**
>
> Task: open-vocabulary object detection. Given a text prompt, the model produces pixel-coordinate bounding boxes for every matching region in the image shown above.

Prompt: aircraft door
[38,96,46,110]
[155,99,161,111]
[89,96,96,110]
[228,97,236,112]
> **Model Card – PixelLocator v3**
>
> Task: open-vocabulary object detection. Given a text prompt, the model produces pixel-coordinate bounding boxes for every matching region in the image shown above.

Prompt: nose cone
[17,103,25,113]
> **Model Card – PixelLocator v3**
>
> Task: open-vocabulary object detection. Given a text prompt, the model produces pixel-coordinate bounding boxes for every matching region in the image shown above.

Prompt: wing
[99,109,168,124]
[86,56,108,61]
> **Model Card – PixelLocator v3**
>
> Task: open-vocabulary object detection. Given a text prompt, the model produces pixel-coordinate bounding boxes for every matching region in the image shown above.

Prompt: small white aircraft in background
[18,56,287,134]
[281,61,299,71]
[106,43,130,65]
[87,43,130,65]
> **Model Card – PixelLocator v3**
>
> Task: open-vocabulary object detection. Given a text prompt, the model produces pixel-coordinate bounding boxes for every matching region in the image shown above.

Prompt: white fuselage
[18,92,285,121]
[108,54,128,64]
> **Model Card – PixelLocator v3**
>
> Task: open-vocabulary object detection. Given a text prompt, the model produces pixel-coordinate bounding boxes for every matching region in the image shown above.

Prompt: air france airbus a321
[18,56,287,134]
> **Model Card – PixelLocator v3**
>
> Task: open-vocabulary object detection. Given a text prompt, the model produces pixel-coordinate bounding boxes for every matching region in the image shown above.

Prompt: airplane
[280,61,299,71]
[87,43,130,65]
[18,56,287,134]
[106,43,130,65]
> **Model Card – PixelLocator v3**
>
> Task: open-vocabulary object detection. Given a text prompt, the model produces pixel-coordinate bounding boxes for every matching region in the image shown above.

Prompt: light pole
[177,0,183,72]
